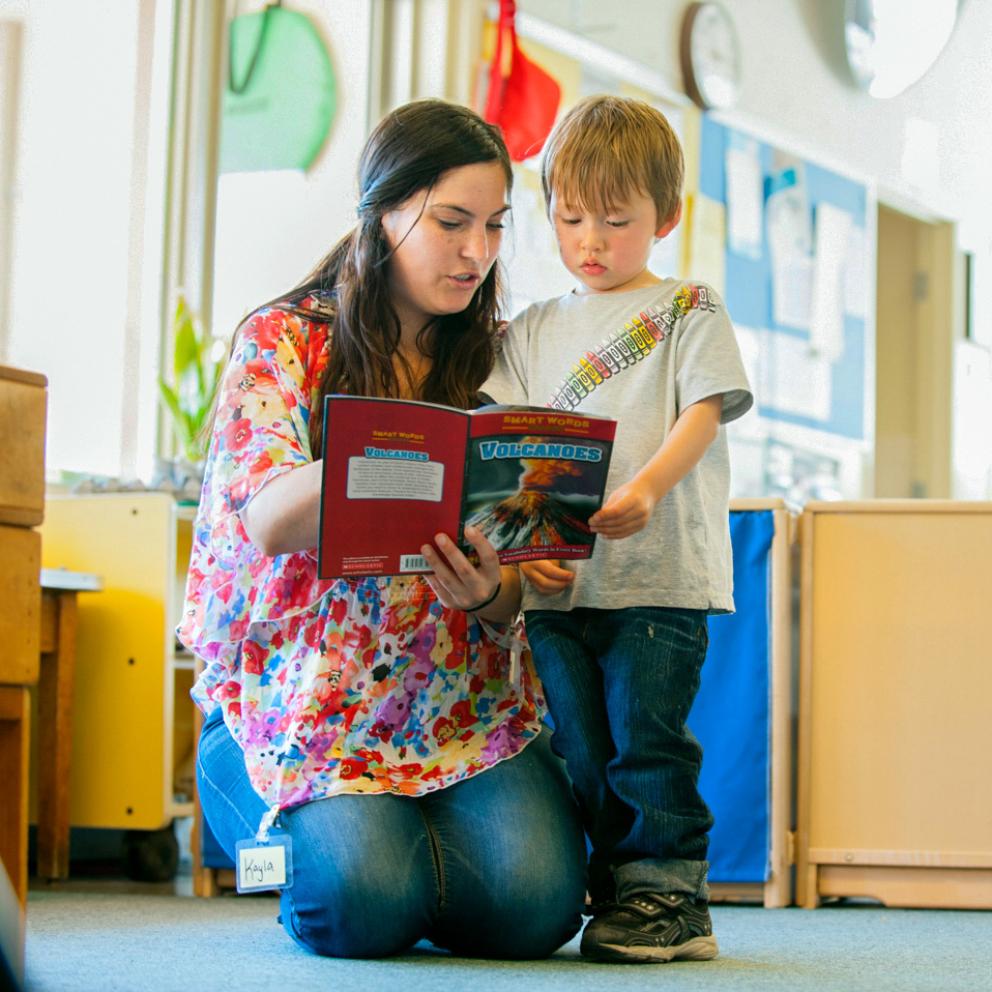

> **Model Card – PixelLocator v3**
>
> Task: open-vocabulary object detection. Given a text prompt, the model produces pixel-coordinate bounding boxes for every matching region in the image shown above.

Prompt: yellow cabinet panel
[38,493,194,830]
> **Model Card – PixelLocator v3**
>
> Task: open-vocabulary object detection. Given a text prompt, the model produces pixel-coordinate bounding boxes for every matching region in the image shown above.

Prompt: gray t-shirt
[484,280,753,614]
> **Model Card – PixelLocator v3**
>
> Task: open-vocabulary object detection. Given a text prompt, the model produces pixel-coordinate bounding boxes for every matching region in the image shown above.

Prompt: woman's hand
[421,525,520,621]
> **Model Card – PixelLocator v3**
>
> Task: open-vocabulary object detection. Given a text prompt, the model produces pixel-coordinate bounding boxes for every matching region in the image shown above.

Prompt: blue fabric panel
[690,510,775,883]
[200,810,234,870]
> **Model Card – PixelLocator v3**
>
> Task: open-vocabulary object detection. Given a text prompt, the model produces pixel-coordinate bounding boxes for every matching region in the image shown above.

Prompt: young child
[485,95,753,963]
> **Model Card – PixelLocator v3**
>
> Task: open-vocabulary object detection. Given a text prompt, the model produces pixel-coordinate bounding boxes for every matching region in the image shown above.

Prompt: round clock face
[681,1,741,110]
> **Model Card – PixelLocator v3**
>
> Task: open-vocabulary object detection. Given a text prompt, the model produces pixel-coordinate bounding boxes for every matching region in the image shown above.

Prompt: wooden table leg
[36,590,78,881]
[0,687,29,904]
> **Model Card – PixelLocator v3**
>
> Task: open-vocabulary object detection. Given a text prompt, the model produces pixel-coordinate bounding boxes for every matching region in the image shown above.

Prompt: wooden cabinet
[38,493,196,831]
[796,500,992,908]
[0,364,46,915]
[0,365,46,527]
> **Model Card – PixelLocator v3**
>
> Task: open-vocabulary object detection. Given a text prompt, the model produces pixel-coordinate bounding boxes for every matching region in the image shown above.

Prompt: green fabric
[221,7,336,173]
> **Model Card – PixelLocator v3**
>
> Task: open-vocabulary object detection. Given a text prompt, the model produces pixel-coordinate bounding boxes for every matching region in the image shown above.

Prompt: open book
[318,396,617,578]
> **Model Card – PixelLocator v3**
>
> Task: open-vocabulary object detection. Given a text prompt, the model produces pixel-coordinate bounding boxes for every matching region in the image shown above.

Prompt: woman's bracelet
[465,580,502,614]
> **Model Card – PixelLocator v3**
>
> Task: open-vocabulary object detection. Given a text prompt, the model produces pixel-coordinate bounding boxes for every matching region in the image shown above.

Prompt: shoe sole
[581,934,719,963]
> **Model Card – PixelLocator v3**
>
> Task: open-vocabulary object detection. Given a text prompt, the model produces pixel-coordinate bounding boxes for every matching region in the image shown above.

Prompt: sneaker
[583,893,617,917]
[579,892,718,963]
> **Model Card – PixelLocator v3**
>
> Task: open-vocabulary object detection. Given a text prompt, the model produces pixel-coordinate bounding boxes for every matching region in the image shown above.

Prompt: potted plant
[157,295,225,499]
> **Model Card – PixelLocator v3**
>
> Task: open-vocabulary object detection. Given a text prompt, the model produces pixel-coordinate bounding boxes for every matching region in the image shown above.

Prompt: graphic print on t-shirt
[549,284,718,411]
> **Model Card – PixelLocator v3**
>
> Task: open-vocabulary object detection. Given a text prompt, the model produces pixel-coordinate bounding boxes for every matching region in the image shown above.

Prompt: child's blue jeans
[525,606,713,904]
[196,706,586,958]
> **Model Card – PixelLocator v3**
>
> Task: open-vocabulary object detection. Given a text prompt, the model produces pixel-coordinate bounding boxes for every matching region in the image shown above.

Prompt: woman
[179,100,587,959]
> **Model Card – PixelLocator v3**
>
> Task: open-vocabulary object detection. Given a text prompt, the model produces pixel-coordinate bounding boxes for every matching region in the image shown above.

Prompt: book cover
[319,396,616,579]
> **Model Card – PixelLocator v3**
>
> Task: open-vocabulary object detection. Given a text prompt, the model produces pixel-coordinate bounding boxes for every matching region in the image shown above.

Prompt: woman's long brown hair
[252,99,513,456]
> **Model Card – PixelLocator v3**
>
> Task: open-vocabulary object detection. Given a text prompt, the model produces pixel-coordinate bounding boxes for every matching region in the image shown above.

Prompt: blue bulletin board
[699,116,871,444]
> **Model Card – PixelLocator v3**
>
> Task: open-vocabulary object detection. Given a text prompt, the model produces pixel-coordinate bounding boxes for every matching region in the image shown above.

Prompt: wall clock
[679,1,741,111]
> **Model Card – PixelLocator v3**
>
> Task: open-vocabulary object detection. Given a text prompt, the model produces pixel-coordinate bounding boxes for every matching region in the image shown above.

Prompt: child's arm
[589,394,723,540]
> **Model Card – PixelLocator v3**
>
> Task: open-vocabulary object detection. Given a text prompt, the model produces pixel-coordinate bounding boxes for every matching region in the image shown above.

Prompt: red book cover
[319,396,616,578]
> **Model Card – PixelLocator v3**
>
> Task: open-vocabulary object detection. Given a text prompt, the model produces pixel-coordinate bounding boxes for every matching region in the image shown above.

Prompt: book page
[319,397,467,578]
[464,407,617,564]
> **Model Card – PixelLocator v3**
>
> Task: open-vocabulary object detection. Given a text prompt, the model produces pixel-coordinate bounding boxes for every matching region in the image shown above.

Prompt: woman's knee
[439,885,584,959]
[279,839,433,958]
[435,848,586,959]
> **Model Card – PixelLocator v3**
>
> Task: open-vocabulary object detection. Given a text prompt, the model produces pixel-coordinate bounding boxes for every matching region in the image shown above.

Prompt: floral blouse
[177,296,545,815]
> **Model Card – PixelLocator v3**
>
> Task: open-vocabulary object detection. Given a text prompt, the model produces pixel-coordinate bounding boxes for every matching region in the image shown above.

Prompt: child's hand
[589,480,658,539]
[520,559,574,595]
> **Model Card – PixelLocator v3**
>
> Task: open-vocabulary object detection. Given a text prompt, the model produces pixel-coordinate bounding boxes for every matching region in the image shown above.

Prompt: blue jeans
[525,607,713,903]
[196,707,586,959]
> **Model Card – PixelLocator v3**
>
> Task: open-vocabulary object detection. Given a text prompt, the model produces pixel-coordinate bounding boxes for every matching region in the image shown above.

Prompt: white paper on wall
[764,330,832,422]
[844,225,868,318]
[809,202,852,363]
[766,165,813,329]
[725,133,764,260]
[771,254,813,330]
[733,325,764,438]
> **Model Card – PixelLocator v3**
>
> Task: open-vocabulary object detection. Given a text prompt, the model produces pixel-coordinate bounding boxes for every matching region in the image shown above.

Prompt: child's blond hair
[541,95,683,227]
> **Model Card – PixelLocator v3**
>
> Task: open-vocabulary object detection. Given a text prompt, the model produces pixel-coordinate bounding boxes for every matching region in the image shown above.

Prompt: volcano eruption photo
[464,434,611,555]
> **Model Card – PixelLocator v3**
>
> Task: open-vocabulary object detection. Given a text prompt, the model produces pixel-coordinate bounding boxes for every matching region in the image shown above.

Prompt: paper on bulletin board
[766,164,811,251]
[844,226,868,318]
[725,133,763,260]
[733,325,764,438]
[685,193,726,297]
[767,164,812,329]
[809,202,852,362]
[764,331,832,422]
[772,255,813,330]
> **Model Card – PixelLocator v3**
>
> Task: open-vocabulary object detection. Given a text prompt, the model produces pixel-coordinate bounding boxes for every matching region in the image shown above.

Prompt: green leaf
[161,295,224,464]
[158,378,184,425]
[173,316,199,378]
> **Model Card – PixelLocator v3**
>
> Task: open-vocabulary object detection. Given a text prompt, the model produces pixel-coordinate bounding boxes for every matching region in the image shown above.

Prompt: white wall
[523,0,992,240]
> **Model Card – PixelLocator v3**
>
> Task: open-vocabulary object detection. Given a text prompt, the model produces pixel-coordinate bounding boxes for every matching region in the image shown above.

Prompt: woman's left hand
[421,524,503,613]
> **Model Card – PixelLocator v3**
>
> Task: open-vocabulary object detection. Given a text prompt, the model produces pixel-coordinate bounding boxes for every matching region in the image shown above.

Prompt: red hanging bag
[483,0,562,162]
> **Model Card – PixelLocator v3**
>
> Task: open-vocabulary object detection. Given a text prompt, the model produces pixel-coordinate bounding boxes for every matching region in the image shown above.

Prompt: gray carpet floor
[24,890,992,992]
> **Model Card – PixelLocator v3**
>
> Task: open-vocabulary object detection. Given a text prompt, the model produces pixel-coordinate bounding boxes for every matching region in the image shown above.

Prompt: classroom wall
[524,0,992,253]
[513,0,992,498]
[2,0,989,488]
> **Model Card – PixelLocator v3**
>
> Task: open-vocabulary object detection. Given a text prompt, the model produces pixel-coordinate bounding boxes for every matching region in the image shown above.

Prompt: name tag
[235,834,293,893]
